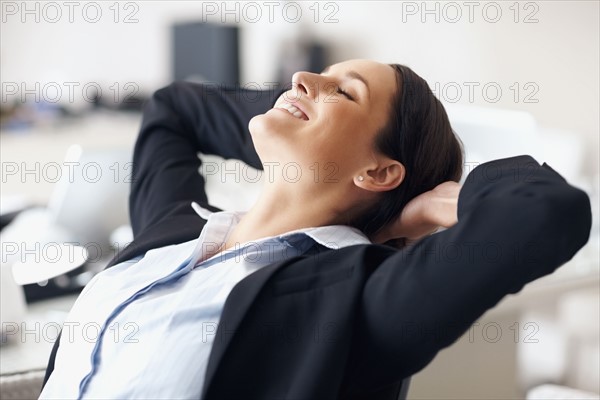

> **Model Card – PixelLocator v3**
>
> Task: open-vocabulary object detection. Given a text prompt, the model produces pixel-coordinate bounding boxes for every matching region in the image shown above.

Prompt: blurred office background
[1,1,599,399]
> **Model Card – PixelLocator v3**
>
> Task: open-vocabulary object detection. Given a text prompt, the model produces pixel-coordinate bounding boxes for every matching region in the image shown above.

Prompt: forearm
[129,83,211,235]
[129,82,280,235]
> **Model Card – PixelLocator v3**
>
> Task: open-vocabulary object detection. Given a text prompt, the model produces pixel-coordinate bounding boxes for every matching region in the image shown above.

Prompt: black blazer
[43,82,592,400]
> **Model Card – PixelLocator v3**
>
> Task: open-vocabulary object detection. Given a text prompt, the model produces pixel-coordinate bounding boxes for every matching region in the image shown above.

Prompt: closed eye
[337,87,355,101]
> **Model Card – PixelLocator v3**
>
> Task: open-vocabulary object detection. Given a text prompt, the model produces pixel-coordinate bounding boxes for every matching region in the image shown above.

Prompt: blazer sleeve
[348,154,592,392]
[129,82,281,237]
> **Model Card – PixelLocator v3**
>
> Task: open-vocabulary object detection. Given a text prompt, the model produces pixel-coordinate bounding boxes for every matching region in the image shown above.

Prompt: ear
[354,160,405,193]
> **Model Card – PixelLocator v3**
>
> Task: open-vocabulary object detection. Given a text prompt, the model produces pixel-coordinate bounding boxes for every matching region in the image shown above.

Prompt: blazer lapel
[200,258,291,399]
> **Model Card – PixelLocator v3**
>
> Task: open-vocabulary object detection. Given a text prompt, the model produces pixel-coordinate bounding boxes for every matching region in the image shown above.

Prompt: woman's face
[249,59,399,186]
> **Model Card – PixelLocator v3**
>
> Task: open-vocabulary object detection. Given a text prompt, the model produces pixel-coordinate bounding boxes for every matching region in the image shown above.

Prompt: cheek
[320,122,380,172]
[306,132,372,177]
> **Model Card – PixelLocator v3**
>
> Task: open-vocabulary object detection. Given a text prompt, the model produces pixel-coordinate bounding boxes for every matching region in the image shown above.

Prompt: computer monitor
[172,21,240,86]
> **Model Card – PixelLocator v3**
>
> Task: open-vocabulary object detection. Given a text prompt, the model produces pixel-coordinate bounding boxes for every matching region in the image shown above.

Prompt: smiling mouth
[274,102,309,121]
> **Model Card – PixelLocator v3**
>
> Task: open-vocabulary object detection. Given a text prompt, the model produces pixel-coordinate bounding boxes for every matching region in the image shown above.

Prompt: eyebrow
[321,66,371,98]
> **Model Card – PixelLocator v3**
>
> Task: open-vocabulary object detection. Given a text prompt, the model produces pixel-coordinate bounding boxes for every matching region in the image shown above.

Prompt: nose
[290,71,321,101]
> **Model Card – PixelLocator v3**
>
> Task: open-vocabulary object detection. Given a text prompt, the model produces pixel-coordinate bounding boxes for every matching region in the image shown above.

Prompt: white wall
[2,0,598,175]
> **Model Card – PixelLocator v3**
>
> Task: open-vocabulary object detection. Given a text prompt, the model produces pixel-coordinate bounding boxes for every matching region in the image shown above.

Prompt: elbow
[547,184,593,261]
[520,181,593,272]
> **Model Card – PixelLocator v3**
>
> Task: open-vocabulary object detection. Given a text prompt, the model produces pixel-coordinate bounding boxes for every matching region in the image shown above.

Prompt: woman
[41,60,592,400]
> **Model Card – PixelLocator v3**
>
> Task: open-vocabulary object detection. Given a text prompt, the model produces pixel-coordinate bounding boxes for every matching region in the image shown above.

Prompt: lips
[274,101,309,121]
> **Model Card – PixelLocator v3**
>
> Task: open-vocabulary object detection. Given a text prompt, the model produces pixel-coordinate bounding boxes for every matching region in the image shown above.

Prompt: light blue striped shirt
[40,204,370,399]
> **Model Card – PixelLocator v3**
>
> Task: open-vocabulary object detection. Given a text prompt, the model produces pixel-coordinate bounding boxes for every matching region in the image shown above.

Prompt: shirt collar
[284,225,371,249]
[191,202,371,250]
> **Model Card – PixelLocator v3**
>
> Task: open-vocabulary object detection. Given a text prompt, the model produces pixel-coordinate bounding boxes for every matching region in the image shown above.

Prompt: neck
[222,183,343,251]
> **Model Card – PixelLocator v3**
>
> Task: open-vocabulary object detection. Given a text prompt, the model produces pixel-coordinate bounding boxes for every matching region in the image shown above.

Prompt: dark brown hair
[351,64,464,238]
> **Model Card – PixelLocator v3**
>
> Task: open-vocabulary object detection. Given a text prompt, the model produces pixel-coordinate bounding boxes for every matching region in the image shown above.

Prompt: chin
[249,111,294,139]
[249,110,312,166]
[248,114,266,136]
[249,114,288,162]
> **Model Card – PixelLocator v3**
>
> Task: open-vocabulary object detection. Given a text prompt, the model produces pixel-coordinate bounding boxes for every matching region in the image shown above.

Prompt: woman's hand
[371,181,462,246]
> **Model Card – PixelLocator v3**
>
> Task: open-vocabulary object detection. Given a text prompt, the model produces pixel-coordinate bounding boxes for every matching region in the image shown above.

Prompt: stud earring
[357,176,364,182]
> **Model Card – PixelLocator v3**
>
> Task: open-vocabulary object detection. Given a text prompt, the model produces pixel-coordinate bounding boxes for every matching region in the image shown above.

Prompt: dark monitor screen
[172,22,240,86]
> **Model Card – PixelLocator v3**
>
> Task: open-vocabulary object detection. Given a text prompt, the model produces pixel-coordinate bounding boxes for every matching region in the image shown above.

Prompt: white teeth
[275,103,307,120]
